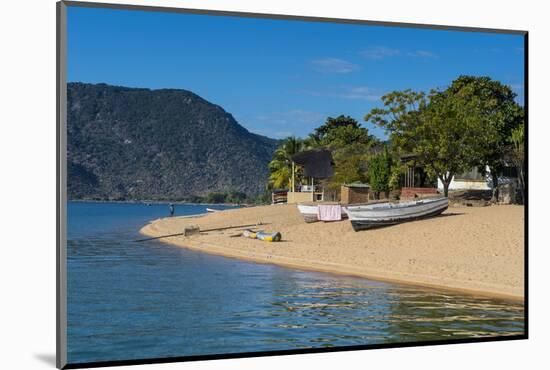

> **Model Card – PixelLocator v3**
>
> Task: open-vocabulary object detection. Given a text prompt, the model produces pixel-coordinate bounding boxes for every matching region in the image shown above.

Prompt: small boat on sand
[206,208,221,213]
[344,197,449,231]
[297,203,348,223]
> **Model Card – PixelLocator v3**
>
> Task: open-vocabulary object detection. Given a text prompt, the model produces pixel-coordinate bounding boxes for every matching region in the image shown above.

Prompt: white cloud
[407,50,438,58]
[299,86,382,102]
[360,46,437,60]
[310,58,360,73]
[337,86,382,101]
[360,46,401,60]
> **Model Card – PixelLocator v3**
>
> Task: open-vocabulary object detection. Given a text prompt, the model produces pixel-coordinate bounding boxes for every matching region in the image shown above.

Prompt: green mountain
[67,82,278,201]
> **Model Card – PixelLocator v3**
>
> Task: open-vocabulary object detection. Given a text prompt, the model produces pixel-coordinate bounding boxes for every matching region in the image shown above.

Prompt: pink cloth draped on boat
[317,204,342,221]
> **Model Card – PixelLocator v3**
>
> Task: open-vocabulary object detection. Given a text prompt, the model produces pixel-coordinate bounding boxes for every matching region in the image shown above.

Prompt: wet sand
[139,204,524,301]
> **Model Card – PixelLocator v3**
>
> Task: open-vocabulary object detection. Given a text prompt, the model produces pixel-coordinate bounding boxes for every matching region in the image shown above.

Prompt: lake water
[67,202,524,364]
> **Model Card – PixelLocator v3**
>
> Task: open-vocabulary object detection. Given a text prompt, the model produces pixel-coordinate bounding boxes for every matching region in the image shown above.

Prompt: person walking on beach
[169,203,175,217]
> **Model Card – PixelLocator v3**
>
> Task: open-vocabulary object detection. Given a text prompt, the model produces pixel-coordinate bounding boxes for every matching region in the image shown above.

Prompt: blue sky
[67,6,525,139]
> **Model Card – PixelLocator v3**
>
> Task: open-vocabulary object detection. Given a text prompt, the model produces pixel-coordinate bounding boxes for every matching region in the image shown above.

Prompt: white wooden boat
[206,208,221,213]
[297,203,348,223]
[344,197,449,231]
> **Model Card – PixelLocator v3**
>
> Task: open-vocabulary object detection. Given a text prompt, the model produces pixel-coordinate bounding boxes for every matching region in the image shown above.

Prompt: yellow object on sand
[242,230,281,242]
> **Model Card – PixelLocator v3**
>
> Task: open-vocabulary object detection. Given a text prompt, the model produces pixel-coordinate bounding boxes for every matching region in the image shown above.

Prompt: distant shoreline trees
[365,76,524,198]
[266,76,524,202]
[267,116,380,194]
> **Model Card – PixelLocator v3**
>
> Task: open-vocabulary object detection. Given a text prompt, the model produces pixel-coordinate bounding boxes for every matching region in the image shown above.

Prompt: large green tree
[365,77,524,198]
[365,82,497,197]
[313,115,362,142]
[441,76,524,201]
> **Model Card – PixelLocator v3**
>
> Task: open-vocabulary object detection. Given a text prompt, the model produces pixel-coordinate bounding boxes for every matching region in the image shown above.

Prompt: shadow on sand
[438,212,464,218]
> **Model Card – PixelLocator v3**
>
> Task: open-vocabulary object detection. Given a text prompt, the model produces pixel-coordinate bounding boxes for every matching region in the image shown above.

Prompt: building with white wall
[437,166,517,192]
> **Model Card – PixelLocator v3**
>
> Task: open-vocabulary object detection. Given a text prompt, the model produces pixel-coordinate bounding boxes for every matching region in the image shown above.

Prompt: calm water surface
[67,202,524,364]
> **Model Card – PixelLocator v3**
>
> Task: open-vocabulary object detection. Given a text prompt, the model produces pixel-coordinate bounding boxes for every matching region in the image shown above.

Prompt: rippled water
[67,202,524,364]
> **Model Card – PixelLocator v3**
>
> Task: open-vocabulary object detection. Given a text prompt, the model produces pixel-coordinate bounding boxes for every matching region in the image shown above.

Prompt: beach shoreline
[139,204,524,302]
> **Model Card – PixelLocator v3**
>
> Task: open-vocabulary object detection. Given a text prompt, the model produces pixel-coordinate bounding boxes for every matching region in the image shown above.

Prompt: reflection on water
[67,202,524,364]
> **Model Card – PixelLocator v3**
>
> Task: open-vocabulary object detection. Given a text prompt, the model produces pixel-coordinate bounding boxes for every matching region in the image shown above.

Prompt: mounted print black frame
[57,1,528,369]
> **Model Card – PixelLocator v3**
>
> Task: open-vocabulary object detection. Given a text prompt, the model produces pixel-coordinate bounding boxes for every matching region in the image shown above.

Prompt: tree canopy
[267,116,379,192]
[365,76,523,197]
[368,147,393,198]
[266,76,524,202]
[445,76,523,200]
[315,116,379,190]
[313,115,361,142]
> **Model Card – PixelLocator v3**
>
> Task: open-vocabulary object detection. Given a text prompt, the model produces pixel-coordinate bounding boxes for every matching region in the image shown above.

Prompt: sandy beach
[140,204,524,301]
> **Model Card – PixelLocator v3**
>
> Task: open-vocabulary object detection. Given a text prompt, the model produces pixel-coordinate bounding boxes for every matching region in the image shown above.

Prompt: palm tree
[268,136,304,190]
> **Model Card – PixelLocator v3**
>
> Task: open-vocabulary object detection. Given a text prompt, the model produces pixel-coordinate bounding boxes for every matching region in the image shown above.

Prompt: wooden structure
[400,187,439,199]
[287,190,323,204]
[271,190,288,204]
[287,149,334,204]
[400,154,438,199]
[287,162,324,203]
[401,153,418,189]
[340,183,370,205]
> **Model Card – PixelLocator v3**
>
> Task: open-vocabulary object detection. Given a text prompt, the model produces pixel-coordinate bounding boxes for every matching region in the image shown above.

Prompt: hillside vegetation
[67,83,278,201]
